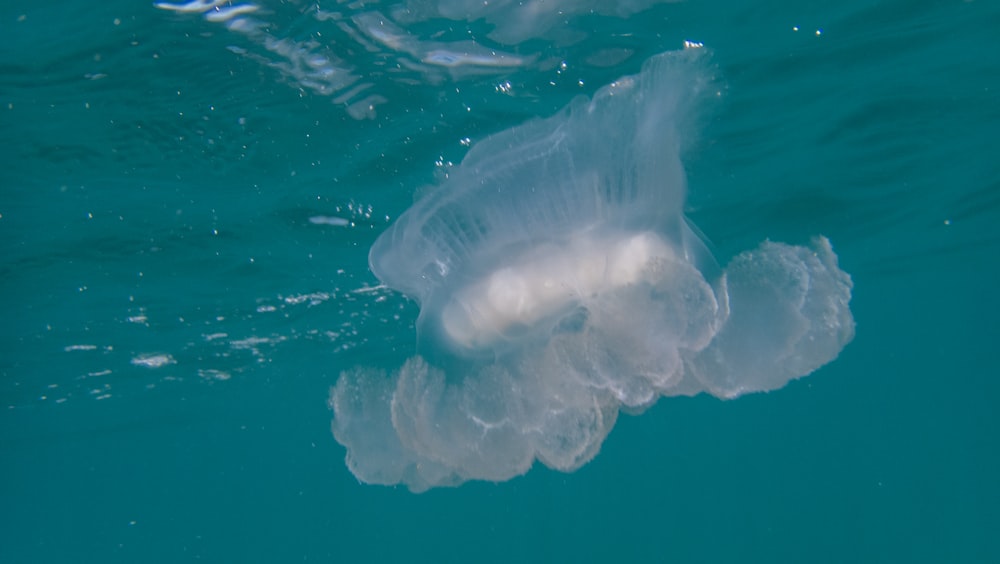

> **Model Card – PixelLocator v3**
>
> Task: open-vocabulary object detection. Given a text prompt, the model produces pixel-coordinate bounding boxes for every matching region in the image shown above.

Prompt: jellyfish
[329,48,855,492]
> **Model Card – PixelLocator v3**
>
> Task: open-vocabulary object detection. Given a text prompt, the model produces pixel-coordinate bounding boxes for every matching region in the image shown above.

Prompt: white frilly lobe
[689,237,855,399]
[330,49,855,492]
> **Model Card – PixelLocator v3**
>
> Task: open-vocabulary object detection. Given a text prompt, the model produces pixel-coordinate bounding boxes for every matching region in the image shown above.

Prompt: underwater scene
[2,0,998,562]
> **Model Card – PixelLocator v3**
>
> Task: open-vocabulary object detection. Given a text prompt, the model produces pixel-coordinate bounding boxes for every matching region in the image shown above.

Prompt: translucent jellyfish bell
[369,49,720,358]
[331,49,855,493]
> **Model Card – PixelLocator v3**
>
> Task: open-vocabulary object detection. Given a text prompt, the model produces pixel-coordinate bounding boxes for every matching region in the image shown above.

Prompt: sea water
[2,0,998,562]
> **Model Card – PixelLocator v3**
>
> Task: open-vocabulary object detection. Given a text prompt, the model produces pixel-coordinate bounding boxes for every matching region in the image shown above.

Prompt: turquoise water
[2,0,998,561]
